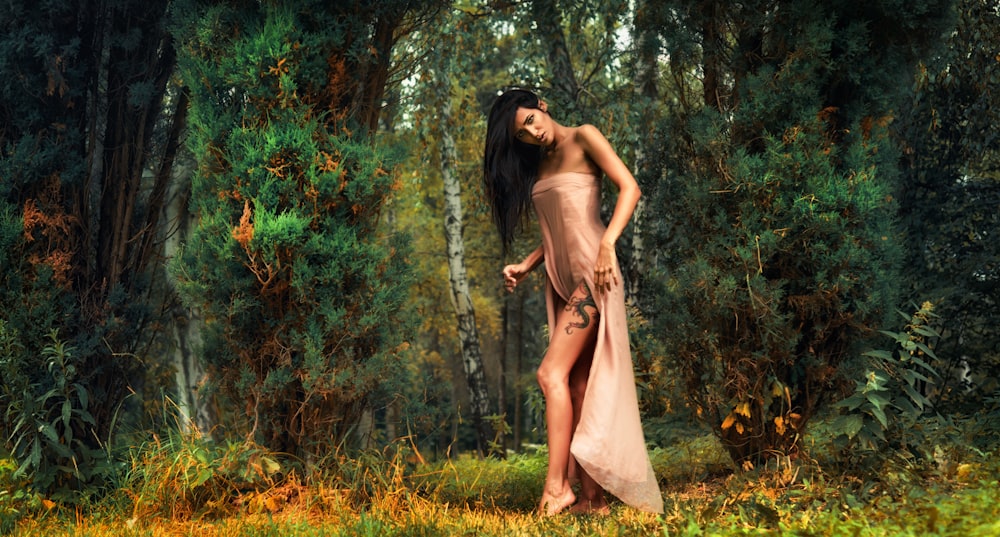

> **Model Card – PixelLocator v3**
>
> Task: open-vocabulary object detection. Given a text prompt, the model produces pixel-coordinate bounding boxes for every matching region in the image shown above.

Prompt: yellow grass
[6,429,1000,536]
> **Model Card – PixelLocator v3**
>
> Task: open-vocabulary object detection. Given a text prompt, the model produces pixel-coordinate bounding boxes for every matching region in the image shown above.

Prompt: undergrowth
[4,414,999,536]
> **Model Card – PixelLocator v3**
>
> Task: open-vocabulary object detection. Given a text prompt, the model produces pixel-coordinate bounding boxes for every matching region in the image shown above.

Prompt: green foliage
[0,455,43,534]
[171,0,416,459]
[831,302,942,456]
[641,0,954,466]
[0,322,111,500]
[896,0,1000,408]
[9,332,98,481]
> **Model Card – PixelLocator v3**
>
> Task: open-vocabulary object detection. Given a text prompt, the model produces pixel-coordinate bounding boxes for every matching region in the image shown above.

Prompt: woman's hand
[503,263,530,293]
[593,241,619,294]
[503,244,544,293]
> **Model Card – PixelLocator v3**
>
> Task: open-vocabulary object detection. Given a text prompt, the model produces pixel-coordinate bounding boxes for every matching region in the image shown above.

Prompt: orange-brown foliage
[21,177,77,287]
[218,176,246,202]
[316,55,350,127]
[860,114,894,141]
[231,200,291,307]
[816,105,839,125]
[232,199,255,248]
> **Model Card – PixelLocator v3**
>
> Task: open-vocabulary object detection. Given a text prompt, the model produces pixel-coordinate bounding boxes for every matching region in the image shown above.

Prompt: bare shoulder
[572,124,610,146]
[569,124,633,183]
[572,124,616,161]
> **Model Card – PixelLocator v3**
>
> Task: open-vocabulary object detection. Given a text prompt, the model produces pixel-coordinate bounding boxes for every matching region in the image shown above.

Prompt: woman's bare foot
[538,486,576,516]
[568,498,610,515]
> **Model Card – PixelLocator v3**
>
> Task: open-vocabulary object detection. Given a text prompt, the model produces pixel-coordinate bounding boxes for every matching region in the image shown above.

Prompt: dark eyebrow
[512,113,533,139]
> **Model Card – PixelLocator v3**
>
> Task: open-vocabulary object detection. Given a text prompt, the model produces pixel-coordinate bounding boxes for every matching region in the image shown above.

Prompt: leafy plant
[483,414,513,456]
[2,328,107,498]
[832,302,941,454]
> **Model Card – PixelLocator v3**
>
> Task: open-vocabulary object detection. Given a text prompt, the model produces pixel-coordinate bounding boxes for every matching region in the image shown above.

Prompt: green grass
[4,424,999,536]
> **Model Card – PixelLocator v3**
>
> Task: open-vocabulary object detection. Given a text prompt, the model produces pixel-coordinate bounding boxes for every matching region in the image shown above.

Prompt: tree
[431,25,504,458]
[623,1,662,307]
[170,0,441,461]
[532,0,580,115]
[641,0,954,465]
[0,0,180,494]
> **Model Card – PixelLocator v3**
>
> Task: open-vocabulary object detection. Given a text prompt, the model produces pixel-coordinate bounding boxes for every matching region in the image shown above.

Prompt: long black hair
[483,89,546,252]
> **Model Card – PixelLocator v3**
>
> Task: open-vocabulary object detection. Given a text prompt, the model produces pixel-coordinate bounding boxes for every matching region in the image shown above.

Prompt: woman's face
[512,104,551,147]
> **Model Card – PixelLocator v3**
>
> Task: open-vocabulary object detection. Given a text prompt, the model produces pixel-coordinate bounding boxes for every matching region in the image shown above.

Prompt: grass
[4,422,1000,536]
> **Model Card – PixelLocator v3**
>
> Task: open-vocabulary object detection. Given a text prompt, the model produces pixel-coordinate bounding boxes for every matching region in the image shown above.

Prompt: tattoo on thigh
[564,282,599,334]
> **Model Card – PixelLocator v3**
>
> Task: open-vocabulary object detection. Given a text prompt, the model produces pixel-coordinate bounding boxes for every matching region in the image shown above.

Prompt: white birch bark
[437,69,497,457]
[626,3,660,307]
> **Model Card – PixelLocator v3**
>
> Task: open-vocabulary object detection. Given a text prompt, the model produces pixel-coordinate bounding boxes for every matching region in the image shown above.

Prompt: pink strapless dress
[532,171,663,513]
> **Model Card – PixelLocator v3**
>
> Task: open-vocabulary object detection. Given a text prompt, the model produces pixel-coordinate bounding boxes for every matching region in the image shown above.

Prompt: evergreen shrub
[641,0,953,466]
[171,0,413,462]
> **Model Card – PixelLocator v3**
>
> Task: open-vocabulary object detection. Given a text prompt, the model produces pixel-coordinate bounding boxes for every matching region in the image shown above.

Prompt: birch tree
[624,1,660,306]
[433,26,502,458]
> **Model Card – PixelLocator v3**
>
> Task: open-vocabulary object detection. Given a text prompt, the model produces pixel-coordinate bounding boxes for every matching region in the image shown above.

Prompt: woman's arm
[577,124,641,292]
[503,243,544,293]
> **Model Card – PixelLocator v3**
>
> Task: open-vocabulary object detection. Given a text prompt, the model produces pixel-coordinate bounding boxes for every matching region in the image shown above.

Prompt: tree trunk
[625,2,661,306]
[505,291,526,451]
[160,136,217,436]
[93,2,175,305]
[532,0,579,113]
[355,12,399,133]
[436,61,501,459]
[700,0,722,110]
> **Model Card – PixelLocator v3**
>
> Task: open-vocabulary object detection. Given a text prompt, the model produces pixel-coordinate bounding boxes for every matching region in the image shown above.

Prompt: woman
[483,89,663,516]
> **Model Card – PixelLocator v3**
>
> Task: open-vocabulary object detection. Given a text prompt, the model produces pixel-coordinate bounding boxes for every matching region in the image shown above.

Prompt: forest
[1,0,998,535]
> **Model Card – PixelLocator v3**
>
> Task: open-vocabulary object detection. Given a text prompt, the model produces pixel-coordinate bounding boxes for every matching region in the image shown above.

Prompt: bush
[170,0,414,460]
[640,0,952,467]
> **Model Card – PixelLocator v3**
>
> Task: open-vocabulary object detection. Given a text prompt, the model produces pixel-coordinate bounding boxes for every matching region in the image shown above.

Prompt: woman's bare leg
[537,281,600,516]
[567,349,609,515]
